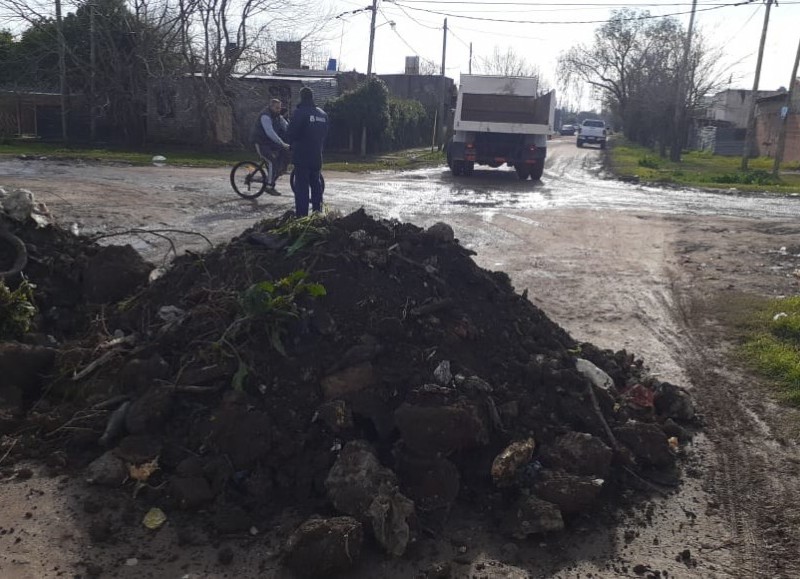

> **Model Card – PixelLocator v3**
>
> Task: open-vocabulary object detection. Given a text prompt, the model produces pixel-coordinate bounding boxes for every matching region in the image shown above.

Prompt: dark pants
[293,164,323,217]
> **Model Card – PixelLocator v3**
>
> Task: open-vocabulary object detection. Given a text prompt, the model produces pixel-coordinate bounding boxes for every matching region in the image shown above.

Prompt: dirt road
[2,139,800,578]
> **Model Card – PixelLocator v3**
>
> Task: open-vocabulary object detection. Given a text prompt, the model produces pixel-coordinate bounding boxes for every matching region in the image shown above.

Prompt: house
[690,88,783,156]
[0,90,88,140]
[755,79,800,163]
[146,71,341,146]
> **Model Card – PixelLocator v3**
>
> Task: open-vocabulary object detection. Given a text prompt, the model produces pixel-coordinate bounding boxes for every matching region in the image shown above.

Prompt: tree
[327,78,390,153]
[479,45,549,92]
[558,9,729,155]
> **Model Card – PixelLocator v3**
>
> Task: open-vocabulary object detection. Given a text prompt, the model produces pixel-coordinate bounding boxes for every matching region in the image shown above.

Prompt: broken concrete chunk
[533,470,604,514]
[491,438,536,488]
[321,363,376,400]
[539,432,613,478]
[613,422,675,468]
[368,489,416,557]
[325,441,398,514]
[433,360,453,386]
[284,516,364,578]
[86,451,128,486]
[501,495,564,539]
[325,441,415,556]
[574,358,615,391]
[394,401,488,456]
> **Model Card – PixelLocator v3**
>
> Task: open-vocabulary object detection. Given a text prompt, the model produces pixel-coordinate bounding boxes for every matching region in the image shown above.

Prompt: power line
[447,26,471,49]
[390,0,762,25]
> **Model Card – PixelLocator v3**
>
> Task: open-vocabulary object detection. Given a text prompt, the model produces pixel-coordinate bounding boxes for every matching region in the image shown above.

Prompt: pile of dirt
[0,209,698,576]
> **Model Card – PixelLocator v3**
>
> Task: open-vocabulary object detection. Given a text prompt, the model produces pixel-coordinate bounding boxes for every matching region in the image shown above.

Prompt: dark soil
[1,209,698,574]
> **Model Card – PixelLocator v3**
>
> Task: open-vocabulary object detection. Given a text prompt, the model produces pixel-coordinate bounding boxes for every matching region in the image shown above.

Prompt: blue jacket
[288,101,328,168]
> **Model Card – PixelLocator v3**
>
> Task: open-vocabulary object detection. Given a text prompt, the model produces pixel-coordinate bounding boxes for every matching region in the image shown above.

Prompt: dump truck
[446,74,555,180]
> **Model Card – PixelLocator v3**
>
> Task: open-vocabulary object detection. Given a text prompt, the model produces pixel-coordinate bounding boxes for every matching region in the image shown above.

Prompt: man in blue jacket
[288,87,328,216]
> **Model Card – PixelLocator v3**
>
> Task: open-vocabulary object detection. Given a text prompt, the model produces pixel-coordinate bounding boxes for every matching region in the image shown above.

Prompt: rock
[284,516,364,578]
[125,387,173,435]
[491,438,536,488]
[434,360,453,385]
[82,245,153,304]
[423,561,452,579]
[654,381,696,423]
[397,454,460,511]
[394,401,488,456]
[613,422,675,468]
[171,476,214,509]
[538,431,613,477]
[113,435,162,464]
[0,343,56,393]
[325,441,415,556]
[86,452,127,486]
[321,363,377,400]
[315,400,353,433]
[500,495,564,539]
[574,358,614,391]
[176,456,205,478]
[533,470,604,514]
[426,222,455,243]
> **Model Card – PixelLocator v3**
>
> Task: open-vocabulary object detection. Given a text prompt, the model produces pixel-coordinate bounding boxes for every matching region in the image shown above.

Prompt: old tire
[0,228,28,280]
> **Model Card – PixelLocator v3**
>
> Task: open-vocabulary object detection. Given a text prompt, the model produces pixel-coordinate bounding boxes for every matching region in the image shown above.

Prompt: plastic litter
[143,507,167,530]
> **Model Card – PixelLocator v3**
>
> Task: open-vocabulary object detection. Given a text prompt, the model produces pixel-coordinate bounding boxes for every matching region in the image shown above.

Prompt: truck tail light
[528,144,536,151]
[466,142,475,150]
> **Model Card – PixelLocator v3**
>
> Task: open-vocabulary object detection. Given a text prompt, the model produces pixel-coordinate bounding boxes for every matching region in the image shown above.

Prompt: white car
[577,119,607,149]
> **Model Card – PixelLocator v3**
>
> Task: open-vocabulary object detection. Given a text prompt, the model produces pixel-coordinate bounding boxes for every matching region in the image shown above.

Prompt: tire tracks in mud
[666,265,800,579]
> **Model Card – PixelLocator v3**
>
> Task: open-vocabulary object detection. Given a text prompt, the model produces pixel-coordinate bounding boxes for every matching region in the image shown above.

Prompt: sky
[323,0,800,108]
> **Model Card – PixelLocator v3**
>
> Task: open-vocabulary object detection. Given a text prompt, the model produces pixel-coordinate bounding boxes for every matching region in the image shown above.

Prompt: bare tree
[479,45,549,91]
[558,9,732,154]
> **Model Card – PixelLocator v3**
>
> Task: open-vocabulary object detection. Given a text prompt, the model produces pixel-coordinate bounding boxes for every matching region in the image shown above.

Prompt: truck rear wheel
[530,163,544,180]
[450,160,464,176]
[577,139,584,148]
[463,161,474,176]
[515,166,530,180]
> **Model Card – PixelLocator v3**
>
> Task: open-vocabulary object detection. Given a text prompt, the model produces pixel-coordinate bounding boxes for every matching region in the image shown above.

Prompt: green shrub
[715,170,779,186]
[638,155,660,169]
[0,278,36,339]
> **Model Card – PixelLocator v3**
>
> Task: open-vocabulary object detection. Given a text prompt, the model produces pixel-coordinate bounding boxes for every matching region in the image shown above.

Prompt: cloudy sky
[325,0,800,107]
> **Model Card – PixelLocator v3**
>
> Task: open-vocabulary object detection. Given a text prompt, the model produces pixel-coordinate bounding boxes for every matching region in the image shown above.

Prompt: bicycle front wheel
[230,161,268,200]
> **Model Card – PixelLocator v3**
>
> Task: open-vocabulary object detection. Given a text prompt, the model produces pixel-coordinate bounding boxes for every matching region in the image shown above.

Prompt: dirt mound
[1,209,698,574]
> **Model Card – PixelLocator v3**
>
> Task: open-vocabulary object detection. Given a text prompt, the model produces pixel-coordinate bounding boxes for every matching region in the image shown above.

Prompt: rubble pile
[0,208,697,576]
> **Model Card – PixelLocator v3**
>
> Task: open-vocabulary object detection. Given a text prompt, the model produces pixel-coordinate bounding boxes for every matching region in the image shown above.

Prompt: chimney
[276,41,302,69]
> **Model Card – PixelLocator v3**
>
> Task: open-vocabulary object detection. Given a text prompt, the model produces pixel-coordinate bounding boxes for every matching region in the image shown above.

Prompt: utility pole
[469,42,472,75]
[742,0,774,171]
[362,0,378,156]
[89,1,96,142]
[366,0,378,76]
[669,0,698,162]
[437,18,447,149]
[772,35,800,177]
[55,0,68,142]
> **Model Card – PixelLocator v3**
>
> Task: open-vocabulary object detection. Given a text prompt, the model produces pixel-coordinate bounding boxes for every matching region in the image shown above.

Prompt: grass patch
[608,137,800,193]
[740,295,800,404]
[0,140,444,173]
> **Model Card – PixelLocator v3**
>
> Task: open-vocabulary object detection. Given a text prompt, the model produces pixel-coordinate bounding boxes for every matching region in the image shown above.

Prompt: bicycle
[230,155,326,200]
